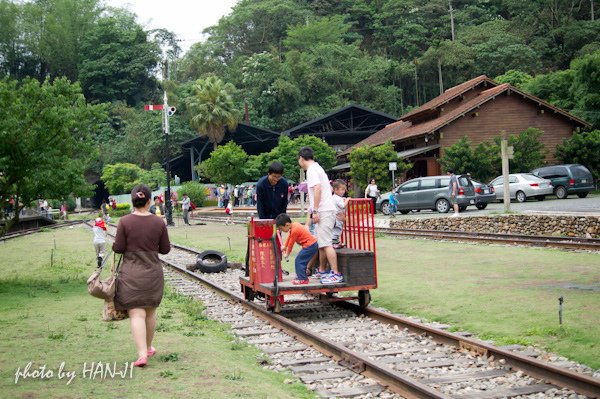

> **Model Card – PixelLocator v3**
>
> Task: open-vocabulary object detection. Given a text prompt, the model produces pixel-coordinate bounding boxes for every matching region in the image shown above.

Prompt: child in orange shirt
[276,213,318,285]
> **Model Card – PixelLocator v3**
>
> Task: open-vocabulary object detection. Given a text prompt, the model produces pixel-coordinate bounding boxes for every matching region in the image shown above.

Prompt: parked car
[489,173,553,202]
[377,175,476,214]
[531,164,594,199]
[471,180,496,210]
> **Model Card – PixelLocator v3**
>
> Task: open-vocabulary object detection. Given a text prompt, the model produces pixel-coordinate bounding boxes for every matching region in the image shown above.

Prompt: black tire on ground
[475,203,488,210]
[555,186,568,199]
[400,210,410,214]
[536,195,545,201]
[516,191,527,203]
[358,290,371,309]
[577,192,589,198]
[196,250,228,273]
[436,198,451,213]
[459,205,467,211]
[380,200,390,215]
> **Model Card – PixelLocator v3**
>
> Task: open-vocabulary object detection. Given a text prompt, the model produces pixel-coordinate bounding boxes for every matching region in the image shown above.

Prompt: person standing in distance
[447,169,460,217]
[298,147,343,284]
[256,161,289,219]
[181,193,191,225]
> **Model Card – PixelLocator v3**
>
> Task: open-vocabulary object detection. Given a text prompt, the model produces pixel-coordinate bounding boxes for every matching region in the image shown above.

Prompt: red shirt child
[276,214,318,285]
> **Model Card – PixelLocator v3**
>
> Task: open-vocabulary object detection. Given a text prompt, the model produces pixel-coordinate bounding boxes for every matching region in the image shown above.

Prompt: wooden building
[339,76,590,177]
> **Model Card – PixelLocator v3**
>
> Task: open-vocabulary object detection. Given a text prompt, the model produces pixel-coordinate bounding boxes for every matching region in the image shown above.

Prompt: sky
[105,0,239,53]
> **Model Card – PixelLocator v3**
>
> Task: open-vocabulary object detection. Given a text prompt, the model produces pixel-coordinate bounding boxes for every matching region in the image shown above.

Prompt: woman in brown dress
[113,184,171,367]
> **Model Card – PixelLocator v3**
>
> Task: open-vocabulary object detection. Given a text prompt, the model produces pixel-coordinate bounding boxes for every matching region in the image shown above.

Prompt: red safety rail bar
[341,198,377,256]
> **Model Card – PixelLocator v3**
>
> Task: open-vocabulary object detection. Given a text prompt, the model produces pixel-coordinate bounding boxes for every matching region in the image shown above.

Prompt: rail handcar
[240,198,377,313]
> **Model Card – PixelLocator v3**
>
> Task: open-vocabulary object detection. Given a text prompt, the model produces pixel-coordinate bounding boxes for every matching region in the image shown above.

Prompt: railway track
[0,220,83,241]
[94,221,599,399]
[188,214,600,252]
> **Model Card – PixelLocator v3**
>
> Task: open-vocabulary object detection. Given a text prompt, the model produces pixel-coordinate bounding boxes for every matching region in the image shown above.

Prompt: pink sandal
[133,356,148,367]
[147,347,156,357]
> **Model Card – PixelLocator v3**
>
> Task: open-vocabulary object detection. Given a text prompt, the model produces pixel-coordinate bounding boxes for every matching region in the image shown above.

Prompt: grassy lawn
[0,227,314,398]
[169,222,600,370]
[375,237,600,369]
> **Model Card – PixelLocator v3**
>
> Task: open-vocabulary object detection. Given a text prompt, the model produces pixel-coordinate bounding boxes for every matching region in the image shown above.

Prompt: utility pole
[437,58,444,95]
[500,131,511,213]
[163,61,175,226]
[414,60,420,106]
[449,1,455,41]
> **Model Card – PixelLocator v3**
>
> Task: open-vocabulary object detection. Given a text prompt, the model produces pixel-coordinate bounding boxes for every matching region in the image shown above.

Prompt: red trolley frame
[240,198,377,312]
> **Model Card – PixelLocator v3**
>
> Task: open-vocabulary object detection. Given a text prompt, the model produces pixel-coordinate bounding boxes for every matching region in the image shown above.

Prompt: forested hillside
[1,0,599,176]
[176,0,600,129]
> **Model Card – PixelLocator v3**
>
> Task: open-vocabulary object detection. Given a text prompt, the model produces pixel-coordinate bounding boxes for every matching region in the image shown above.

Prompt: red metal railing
[341,198,377,254]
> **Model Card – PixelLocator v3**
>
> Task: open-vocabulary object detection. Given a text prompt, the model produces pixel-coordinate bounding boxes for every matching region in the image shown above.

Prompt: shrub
[177,182,208,207]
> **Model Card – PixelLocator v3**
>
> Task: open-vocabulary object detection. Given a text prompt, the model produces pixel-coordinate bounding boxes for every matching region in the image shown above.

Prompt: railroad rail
[188,214,600,252]
[378,227,600,251]
[0,220,83,241]
[92,221,599,399]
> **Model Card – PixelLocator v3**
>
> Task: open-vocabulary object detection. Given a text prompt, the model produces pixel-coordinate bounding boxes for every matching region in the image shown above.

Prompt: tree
[556,130,600,180]
[78,9,160,105]
[439,136,500,182]
[348,142,410,193]
[272,135,337,182]
[505,128,548,173]
[101,163,145,195]
[187,76,240,149]
[0,77,107,235]
[494,70,533,89]
[284,15,351,52]
[197,141,249,185]
[177,181,208,207]
[569,50,600,128]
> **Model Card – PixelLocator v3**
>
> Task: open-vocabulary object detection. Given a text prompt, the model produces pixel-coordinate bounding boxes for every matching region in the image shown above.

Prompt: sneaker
[321,273,344,284]
[310,270,330,279]
[292,278,309,285]
[451,212,460,217]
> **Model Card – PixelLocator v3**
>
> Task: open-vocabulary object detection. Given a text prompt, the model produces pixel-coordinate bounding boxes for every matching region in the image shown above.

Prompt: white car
[489,173,553,202]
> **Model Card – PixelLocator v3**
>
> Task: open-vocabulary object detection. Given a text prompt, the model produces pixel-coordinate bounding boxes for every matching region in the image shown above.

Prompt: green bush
[47,196,77,211]
[177,182,208,207]
[115,203,130,211]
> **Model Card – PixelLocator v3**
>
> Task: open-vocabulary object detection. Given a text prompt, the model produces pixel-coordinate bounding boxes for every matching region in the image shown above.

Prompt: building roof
[340,82,591,156]
[282,103,398,145]
[400,75,496,121]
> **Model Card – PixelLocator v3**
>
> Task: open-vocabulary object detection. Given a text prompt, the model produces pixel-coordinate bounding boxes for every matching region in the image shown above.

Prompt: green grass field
[168,221,600,370]
[0,227,314,398]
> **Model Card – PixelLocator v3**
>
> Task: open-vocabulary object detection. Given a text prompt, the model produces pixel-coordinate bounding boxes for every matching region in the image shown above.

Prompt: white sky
[105,0,239,53]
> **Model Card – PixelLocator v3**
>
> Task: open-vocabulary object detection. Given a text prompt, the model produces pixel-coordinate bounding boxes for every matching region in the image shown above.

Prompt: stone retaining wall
[389,215,600,238]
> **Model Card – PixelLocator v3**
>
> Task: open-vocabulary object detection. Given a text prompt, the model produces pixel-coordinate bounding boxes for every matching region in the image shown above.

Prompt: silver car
[489,173,553,202]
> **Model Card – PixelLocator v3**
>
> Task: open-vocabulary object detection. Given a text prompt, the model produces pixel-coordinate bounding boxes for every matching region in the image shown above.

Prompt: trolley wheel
[358,290,371,309]
[244,287,255,301]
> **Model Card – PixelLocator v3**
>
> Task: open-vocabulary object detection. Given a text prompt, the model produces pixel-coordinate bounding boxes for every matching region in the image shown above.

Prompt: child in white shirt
[331,179,350,246]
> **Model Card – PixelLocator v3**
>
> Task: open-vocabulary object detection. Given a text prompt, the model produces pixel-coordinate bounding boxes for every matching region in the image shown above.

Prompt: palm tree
[188,76,239,149]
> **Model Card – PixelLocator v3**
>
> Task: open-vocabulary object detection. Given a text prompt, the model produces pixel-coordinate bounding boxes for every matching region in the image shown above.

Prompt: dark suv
[531,164,594,199]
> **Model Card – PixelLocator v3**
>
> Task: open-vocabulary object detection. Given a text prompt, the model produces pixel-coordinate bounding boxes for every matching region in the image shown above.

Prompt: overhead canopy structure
[283,104,398,150]
[167,123,281,182]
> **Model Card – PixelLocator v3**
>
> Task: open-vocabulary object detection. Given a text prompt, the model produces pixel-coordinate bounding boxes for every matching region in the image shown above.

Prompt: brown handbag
[87,254,121,301]
[102,299,129,321]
